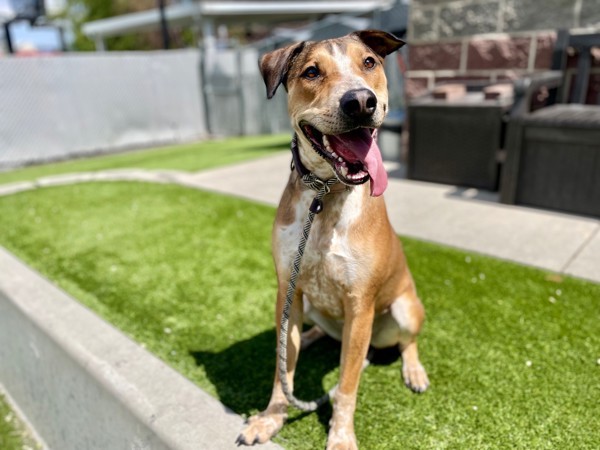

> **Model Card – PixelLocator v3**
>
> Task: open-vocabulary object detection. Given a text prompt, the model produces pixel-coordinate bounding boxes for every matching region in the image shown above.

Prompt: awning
[82,1,392,41]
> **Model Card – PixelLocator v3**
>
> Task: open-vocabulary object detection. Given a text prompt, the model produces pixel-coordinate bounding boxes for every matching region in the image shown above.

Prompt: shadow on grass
[190,328,403,433]
[368,346,402,366]
[190,329,344,430]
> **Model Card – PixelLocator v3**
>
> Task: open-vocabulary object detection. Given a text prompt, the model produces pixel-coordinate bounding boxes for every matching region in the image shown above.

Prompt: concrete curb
[0,382,48,449]
[0,247,282,450]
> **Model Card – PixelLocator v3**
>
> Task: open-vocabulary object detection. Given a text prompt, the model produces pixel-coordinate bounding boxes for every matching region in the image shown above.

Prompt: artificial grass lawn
[0,394,40,450]
[0,182,598,449]
[0,134,288,185]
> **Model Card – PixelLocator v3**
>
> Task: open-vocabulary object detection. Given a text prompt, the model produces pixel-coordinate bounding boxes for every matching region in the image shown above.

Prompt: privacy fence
[0,41,404,168]
[0,49,207,168]
[201,45,291,138]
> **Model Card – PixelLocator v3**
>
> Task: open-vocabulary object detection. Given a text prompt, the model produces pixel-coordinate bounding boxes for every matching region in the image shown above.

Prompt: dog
[237,30,429,449]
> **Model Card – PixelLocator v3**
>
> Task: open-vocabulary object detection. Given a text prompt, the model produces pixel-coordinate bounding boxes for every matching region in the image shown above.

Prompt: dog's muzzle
[300,120,388,197]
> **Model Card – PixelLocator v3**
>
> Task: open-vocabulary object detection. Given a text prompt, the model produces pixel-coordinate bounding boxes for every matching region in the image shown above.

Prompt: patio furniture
[500,30,600,217]
[378,109,405,161]
[407,83,512,190]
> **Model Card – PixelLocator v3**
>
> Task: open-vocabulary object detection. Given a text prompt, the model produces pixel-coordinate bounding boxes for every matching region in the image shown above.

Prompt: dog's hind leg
[301,325,326,350]
[370,288,429,393]
[400,340,429,393]
[301,296,327,350]
[392,290,429,393]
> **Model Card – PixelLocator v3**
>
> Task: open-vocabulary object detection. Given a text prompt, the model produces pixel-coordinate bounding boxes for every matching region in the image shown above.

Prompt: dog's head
[259,30,404,196]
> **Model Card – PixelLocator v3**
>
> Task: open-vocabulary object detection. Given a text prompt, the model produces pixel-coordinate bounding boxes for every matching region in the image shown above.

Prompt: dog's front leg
[327,302,375,450]
[237,285,303,446]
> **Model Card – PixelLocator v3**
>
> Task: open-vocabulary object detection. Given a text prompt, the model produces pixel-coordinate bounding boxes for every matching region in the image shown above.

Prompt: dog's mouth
[300,124,388,196]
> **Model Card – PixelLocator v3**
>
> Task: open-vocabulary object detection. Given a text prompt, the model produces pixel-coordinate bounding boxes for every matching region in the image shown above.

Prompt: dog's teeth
[338,157,344,162]
[323,135,330,149]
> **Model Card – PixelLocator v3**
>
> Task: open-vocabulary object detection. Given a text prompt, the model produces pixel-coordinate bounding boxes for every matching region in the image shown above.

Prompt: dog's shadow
[190,329,401,432]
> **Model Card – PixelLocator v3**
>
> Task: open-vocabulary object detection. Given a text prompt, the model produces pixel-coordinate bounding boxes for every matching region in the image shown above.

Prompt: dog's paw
[326,429,358,450]
[402,361,429,393]
[236,412,286,446]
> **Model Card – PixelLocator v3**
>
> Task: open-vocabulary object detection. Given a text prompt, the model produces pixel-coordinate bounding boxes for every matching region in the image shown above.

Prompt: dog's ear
[352,30,405,58]
[259,41,306,99]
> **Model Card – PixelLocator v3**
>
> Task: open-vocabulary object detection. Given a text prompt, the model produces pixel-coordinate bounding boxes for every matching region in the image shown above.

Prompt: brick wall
[406,0,600,98]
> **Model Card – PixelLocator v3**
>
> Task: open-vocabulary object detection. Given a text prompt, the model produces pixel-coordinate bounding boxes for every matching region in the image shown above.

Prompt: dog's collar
[290,133,311,178]
[290,133,346,193]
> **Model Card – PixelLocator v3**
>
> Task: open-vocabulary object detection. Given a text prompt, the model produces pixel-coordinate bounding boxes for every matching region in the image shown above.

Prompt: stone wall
[410,0,600,42]
[406,0,600,98]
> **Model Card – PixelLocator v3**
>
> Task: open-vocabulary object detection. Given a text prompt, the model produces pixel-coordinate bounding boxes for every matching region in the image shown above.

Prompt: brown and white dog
[238,30,429,449]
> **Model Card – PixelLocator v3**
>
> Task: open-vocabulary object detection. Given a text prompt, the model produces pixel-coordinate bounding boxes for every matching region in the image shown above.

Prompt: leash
[278,137,339,412]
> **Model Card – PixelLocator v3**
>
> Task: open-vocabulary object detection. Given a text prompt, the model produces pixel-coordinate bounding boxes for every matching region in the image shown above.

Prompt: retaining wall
[0,246,281,450]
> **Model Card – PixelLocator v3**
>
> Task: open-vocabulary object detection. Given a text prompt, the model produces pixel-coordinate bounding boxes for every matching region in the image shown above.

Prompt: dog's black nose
[340,89,377,119]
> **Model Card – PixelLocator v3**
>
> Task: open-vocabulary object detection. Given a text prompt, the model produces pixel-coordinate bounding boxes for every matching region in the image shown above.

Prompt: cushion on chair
[523,104,600,128]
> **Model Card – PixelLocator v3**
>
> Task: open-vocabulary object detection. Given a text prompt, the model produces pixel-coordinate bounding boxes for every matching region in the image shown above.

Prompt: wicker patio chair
[500,30,600,217]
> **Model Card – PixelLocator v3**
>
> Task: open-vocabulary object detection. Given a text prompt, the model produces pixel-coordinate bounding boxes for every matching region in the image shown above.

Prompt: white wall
[0,49,206,168]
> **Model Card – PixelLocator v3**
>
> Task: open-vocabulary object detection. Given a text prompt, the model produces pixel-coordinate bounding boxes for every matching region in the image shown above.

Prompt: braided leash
[278,173,339,412]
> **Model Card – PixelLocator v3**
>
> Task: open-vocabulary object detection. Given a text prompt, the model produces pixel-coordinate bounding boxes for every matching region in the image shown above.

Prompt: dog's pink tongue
[327,128,388,196]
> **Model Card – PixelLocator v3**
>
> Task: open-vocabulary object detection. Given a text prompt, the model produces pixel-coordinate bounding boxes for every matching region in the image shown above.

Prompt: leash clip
[309,198,324,214]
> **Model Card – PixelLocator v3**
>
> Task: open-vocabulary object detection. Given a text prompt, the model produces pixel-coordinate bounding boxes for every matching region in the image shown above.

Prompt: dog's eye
[364,57,376,69]
[302,66,320,79]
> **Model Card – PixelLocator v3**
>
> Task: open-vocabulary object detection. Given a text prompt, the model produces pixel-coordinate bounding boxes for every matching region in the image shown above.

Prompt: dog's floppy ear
[353,30,405,58]
[259,41,305,99]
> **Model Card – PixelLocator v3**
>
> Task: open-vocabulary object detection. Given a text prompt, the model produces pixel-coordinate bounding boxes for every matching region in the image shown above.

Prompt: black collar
[290,133,347,194]
[289,133,347,202]
[290,133,311,177]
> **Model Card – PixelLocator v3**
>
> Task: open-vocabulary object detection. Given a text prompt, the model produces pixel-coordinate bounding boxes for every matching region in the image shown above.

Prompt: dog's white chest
[275,188,363,318]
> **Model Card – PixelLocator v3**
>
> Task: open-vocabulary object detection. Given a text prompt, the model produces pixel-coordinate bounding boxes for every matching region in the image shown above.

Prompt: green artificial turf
[0,134,288,185]
[0,182,599,449]
[0,394,40,450]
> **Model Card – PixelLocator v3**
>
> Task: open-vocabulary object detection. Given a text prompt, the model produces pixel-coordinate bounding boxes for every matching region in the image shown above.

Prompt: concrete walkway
[186,153,600,283]
[1,153,598,282]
